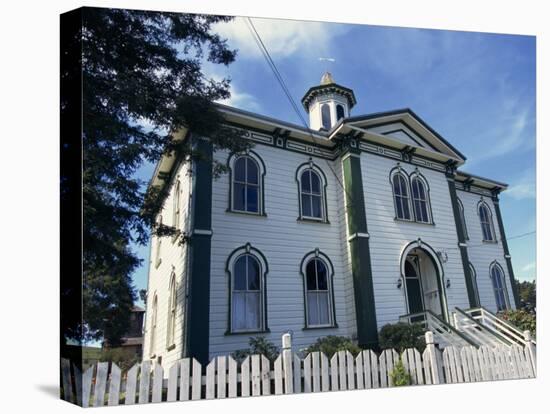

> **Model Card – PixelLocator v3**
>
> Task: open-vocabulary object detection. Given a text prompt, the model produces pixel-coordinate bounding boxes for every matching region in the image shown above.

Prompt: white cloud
[521,262,536,273]
[217,86,262,112]
[214,16,345,59]
[502,167,536,200]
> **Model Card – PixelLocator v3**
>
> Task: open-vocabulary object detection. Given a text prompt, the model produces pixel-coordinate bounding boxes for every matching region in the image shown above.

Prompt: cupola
[301,72,357,131]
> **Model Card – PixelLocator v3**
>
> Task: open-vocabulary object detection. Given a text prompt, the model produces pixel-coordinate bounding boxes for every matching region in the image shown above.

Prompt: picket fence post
[282,333,294,394]
[523,330,536,374]
[425,331,442,384]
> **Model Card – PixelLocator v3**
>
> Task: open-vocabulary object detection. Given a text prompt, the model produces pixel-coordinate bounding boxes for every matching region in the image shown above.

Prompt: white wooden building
[142,73,519,366]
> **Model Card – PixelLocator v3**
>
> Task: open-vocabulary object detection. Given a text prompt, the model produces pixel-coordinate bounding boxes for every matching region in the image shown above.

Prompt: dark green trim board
[447,177,479,308]
[186,137,213,365]
[492,196,520,308]
[341,152,378,348]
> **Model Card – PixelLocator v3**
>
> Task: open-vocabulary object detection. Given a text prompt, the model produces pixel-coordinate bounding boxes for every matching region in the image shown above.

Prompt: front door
[405,253,443,317]
[404,256,424,314]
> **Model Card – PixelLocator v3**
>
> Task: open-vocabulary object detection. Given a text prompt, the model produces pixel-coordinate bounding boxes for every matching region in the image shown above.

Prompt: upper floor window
[301,251,335,328]
[490,262,509,311]
[149,294,158,356]
[410,175,432,223]
[166,273,177,348]
[458,197,469,240]
[391,171,412,221]
[227,245,268,333]
[336,104,345,121]
[469,262,480,307]
[478,202,495,241]
[321,103,331,130]
[229,152,265,215]
[297,162,327,222]
[173,179,181,230]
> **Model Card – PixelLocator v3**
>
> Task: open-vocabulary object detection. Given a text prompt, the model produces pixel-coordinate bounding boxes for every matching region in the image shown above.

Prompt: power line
[245,17,357,215]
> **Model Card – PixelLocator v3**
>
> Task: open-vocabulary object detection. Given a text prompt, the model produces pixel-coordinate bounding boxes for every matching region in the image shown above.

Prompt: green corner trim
[448,179,478,308]
[186,137,213,365]
[341,152,378,348]
[492,200,520,308]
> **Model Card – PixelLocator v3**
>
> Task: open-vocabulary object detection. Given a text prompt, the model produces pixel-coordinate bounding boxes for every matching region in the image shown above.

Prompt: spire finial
[320,71,335,85]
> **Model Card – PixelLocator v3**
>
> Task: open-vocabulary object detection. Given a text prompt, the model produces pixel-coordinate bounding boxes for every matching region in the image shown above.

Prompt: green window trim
[227,150,267,216]
[295,160,330,223]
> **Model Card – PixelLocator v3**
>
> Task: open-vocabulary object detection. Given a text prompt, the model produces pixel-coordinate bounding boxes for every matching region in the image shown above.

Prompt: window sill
[297,217,330,225]
[303,324,338,331]
[166,344,176,351]
[482,240,498,244]
[226,209,267,218]
[394,217,435,226]
[224,328,271,336]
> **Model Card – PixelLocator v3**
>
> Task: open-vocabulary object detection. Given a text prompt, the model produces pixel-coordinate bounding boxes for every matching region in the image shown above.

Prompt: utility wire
[245,17,358,215]
[244,17,535,248]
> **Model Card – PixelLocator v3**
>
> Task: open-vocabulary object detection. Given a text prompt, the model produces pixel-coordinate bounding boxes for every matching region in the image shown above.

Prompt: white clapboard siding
[60,333,536,407]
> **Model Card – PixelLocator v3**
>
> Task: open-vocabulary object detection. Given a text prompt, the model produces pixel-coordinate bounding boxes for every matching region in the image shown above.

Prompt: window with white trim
[410,176,432,223]
[490,263,509,311]
[166,273,177,347]
[232,254,263,332]
[305,257,332,327]
[336,104,345,121]
[149,294,158,356]
[321,103,331,129]
[232,155,261,214]
[479,202,495,241]
[299,169,324,220]
[392,172,412,220]
[173,180,181,231]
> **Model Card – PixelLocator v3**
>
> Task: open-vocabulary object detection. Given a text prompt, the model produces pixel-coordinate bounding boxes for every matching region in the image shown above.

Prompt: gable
[366,121,438,151]
[343,109,466,163]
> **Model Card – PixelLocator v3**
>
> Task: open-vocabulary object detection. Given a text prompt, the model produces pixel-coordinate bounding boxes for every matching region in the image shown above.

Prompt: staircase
[453,306,536,348]
[399,306,535,350]
[399,310,476,348]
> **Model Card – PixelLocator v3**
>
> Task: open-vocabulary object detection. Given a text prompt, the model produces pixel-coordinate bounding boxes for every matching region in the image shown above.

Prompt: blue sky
[132,16,536,307]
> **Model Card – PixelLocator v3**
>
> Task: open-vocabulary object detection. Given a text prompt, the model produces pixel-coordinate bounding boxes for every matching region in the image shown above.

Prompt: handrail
[454,307,513,347]
[424,310,479,347]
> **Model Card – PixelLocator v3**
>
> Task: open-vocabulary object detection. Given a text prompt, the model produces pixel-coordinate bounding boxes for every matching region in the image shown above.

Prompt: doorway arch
[400,240,449,322]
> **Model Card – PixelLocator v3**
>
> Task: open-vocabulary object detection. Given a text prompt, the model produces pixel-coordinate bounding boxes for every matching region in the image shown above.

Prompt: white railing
[464,307,536,347]
[398,311,475,348]
[60,331,536,407]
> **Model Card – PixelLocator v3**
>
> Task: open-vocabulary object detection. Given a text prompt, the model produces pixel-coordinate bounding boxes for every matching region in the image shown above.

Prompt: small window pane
[235,158,246,182]
[234,183,246,211]
[232,292,246,330]
[318,292,330,325]
[302,194,312,217]
[247,257,260,290]
[234,257,247,290]
[246,186,259,212]
[307,293,319,326]
[311,195,322,218]
[396,198,404,218]
[402,198,411,219]
[316,261,328,290]
[321,104,331,129]
[246,293,260,329]
[301,171,311,192]
[306,260,317,290]
[247,158,259,184]
[336,104,345,120]
[310,172,321,194]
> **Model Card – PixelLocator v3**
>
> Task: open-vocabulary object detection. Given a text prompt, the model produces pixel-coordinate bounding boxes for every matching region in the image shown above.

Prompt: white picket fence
[60,331,536,407]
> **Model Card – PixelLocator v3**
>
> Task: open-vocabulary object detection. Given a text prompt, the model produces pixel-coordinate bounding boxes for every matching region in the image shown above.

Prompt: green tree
[516,279,536,312]
[62,7,250,346]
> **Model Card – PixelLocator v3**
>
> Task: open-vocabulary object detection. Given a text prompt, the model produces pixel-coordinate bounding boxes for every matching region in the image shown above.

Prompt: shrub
[498,309,536,338]
[303,335,361,358]
[231,337,279,363]
[389,358,411,386]
[378,323,426,353]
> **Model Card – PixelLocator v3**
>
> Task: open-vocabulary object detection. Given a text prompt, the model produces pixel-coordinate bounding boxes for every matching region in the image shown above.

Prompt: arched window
[173,180,181,231]
[336,104,345,121]
[149,294,158,356]
[166,273,177,347]
[458,198,469,240]
[391,171,412,220]
[478,202,495,241]
[410,175,432,223]
[321,103,331,129]
[300,169,324,220]
[155,216,162,267]
[469,262,480,307]
[301,252,335,328]
[231,253,265,332]
[230,153,265,214]
[490,262,509,311]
